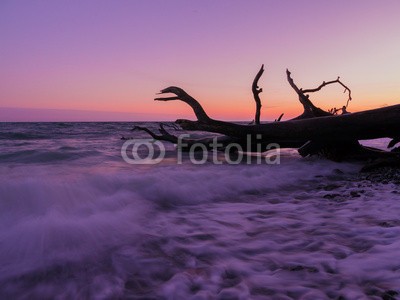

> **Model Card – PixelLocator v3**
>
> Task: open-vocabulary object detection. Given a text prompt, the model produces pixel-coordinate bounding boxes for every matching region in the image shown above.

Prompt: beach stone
[359,166,400,185]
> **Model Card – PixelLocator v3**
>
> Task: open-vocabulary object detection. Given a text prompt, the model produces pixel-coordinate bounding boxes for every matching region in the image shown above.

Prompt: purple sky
[1,0,399,121]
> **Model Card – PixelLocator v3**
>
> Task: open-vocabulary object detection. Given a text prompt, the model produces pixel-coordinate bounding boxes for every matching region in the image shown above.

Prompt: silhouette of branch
[286,69,331,119]
[252,64,264,124]
[155,86,210,122]
[286,69,302,94]
[160,122,181,131]
[132,125,178,143]
[275,113,284,122]
[302,77,352,108]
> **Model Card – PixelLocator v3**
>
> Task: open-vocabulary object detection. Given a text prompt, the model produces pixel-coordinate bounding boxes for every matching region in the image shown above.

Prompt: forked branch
[286,69,331,119]
[132,124,178,143]
[302,76,352,109]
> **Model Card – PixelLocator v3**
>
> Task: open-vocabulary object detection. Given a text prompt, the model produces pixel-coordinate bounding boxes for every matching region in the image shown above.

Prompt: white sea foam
[0,123,399,299]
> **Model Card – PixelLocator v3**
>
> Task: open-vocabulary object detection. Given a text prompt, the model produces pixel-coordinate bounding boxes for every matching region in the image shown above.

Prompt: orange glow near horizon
[1,0,399,121]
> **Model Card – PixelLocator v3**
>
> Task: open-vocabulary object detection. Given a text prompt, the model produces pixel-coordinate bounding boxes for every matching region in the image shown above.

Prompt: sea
[0,122,399,299]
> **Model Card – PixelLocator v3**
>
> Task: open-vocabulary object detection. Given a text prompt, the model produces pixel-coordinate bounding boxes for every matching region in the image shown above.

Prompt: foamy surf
[0,122,399,299]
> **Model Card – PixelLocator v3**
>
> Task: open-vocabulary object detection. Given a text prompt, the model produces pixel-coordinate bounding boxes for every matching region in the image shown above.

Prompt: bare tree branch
[302,76,352,109]
[275,113,284,122]
[286,69,332,119]
[252,64,264,124]
[132,125,178,143]
[154,86,210,122]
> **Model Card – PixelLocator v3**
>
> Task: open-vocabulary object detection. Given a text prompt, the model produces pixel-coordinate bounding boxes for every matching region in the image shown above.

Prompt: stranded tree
[132,65,400,162]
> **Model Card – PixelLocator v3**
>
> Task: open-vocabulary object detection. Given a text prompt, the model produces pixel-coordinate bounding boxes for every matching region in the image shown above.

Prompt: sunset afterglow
[1,0,399,121]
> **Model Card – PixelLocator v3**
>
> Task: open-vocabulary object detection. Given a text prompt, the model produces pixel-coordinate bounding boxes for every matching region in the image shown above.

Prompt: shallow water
[0,122,399,299]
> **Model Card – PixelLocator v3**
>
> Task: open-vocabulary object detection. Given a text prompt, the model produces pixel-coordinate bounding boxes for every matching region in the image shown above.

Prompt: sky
[1,0,399,121]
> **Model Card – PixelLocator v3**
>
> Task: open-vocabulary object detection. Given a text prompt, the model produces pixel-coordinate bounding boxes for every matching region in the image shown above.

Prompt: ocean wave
[1,160,399,298]
[0,123,397,298]
[0,132,50,140]
[0,149,103,164]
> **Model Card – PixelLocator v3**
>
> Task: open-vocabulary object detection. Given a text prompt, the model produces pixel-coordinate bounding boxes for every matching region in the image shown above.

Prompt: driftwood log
[132,66,400,161]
